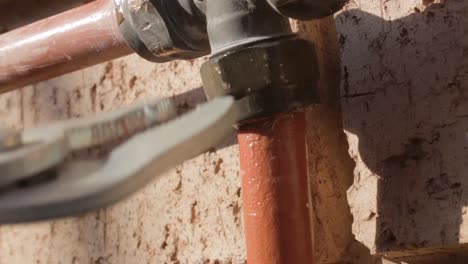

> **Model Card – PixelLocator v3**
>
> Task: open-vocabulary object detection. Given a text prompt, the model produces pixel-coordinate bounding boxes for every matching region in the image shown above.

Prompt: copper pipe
[238,111,313,264]
[0,0,133,93]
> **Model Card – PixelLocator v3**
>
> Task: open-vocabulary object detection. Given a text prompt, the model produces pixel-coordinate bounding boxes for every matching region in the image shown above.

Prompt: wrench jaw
[0,128,69,190]
[0,97,176,191]
[0,96,242,224]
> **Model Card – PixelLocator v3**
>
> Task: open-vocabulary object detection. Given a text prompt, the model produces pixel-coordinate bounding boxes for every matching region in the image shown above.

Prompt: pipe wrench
[0,95,258,223]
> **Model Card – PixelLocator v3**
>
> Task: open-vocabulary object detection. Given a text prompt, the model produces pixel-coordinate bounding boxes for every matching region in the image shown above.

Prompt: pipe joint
[205,0,292,53]
[118,0,210,62]
[201,37,320,121]
[0,0,347,91]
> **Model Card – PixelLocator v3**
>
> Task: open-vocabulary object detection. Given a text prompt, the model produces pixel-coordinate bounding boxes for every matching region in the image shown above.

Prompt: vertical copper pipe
[0,0,133,93]
[238,111,313,264]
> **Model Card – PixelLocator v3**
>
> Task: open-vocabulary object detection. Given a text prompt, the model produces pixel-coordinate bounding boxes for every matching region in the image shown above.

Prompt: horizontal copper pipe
[0,0,133,93]
[238,111,313,264]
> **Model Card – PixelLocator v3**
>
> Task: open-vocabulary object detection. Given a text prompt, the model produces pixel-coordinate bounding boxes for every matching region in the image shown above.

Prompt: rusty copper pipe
[238,111,313,264]
[0,0,133,93]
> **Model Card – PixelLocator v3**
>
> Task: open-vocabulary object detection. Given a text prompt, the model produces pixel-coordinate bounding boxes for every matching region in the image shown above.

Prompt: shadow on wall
[295,17,383,263]
[338,0,468,263]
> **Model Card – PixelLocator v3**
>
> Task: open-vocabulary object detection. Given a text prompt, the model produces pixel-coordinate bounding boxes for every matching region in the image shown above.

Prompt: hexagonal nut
[121,0,209,62]
[201,38,320,116]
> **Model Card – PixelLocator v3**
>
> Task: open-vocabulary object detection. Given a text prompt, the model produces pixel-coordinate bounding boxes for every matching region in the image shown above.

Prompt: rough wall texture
[0,0,442,264]
[339,0,468,262]
[0,56,248,264]
[295,20,380,264]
